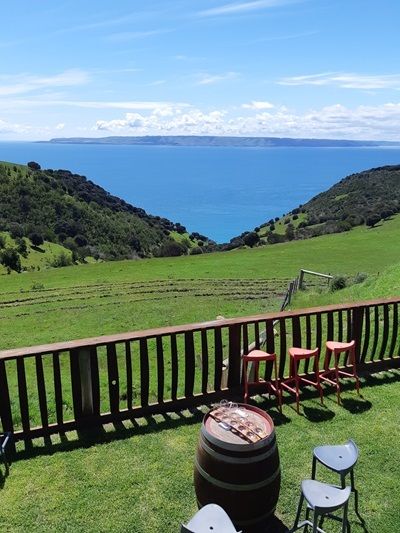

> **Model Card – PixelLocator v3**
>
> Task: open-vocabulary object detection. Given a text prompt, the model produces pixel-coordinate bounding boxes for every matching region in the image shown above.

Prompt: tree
[158,240,187,257]
[27,161,41,170]
[366,214,381,228]
[243,232,260,247]
[1,248,22,272]
[29,232,44,246]
[285,223,295,241]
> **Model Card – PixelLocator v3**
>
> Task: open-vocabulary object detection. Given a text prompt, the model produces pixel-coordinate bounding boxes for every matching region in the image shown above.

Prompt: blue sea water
[1,141,400,242]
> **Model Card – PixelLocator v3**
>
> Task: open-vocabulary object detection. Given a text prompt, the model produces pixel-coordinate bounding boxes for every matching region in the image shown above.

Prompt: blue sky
[1,0,400,140]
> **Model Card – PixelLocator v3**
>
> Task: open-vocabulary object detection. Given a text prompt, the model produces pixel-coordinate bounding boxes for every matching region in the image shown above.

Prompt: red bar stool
[242,350,282,412]
[319,340,360,404]
[280,347,323,413]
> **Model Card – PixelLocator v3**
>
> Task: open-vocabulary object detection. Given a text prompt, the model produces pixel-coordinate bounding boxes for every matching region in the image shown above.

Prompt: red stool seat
[242,350,282,412]
[320,340,360,404]
[281,347,323,413]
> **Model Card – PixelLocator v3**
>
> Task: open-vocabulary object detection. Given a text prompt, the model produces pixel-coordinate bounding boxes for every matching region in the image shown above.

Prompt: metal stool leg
[292,493,304,531]
[342,501,348,533]
[311,456,317,479]
[312,511,319,533]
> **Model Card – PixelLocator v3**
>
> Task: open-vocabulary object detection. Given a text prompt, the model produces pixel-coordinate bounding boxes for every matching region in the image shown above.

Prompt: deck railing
[0,297,399,441]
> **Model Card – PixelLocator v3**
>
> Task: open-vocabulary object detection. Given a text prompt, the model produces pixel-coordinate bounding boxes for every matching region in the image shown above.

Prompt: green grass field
[1,370,398,532]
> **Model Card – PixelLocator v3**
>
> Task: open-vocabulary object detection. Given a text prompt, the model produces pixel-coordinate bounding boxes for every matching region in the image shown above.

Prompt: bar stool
[181,504,241,532]
[312,439,360,516]
[242,349,282,412]
[291,479,351,533]
[319,340,360,404]
[280,347,323,413]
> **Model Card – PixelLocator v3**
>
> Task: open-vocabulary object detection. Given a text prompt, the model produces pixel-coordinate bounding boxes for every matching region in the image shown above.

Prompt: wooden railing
[0,297,399,441]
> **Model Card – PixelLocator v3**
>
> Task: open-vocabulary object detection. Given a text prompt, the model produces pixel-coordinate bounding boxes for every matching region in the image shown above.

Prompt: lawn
[1,369,398,532]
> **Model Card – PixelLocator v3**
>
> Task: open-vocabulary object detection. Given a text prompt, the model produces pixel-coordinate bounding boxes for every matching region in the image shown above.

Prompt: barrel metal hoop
[201,424,276,452]
[195,458,280,491]
[200,436,278,464]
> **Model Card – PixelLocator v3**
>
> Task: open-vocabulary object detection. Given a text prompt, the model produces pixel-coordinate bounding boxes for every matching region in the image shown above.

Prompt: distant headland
[43,135,400,148]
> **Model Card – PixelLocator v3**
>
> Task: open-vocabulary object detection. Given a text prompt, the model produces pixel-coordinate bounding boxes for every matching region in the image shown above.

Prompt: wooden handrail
[1,296,399,360]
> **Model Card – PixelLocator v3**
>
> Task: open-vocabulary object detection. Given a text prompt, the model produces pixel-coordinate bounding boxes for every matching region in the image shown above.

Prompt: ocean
[1,141,400,242]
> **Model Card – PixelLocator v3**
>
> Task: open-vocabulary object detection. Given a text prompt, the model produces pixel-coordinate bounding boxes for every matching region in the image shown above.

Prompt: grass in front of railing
[0,370,398,533]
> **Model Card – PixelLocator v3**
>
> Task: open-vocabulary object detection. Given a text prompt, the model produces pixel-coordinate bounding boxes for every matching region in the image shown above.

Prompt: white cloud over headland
[0,69,89,97]
[92,102,400,141]
[197,0,301,17]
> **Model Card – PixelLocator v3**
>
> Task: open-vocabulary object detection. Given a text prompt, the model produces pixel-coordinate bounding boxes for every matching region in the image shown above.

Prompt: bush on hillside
[27,161,41,171]
[0,248,22,272]
[366,214,381,228]
[243,231,260,247]
[190,247,203,255]
[331,275,347,291]
[0,235,5,249]
[29,232,44,246]
[158,240,187,257]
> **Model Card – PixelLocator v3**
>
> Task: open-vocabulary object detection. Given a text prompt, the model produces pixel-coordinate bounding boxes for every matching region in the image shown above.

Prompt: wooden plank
[214,327,223,391]
[278,318,287,378]
[2,297,400,361]
[69,349,82,421]
[361,306,371,362]
[316,313,322,364]
[264,320,275,380]
[292,316,301,347]
[201,330,209,394]
[347,309,352,341]
[379,304,390,360]
[388,303,398,358]
[327,311,334,342]
[254,322,260,349]
[170,334,178,401]
[228,324,241,388]
[338,311,343,342]
[184,332,195,398]
[242,324,249,354]
[156,337,165,403]
[106,344,120,413]
[125,341,133,410]
[90,346,100,416]
[0,360,14,436]
[370,306,380,361]
[139,339,150,407]
[352,307,364,364]
[304,315,312,374]
[52,352,63,427]
[17,358,30,434]
[35,354,48,429]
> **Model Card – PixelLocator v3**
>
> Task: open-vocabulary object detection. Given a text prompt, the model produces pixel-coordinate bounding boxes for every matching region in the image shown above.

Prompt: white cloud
[55,123,65,130]
[91,102,400,140]
[0,69,90,97]
[0,99,190,111]
[197,0,300,17]
[196,72,239,85]
[0,118,33,135]
[278,72,400,90]
[106,29,172,42]
[242,101,274,109]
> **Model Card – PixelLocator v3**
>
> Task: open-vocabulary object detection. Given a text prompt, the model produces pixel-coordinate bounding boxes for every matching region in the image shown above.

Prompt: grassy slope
[0,214,400,350]
[1,371,398,532]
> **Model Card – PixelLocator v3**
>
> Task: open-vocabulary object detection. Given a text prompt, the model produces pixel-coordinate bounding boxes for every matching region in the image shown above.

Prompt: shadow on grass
[30,245,45,253]
[11,369,400,465]
[341,397,372,414]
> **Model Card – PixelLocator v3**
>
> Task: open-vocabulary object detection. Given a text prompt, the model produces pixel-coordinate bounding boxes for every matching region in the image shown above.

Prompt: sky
[1,0,400,141]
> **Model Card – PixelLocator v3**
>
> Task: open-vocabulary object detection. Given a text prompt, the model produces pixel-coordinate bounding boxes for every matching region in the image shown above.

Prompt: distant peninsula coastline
[43,135,400,148]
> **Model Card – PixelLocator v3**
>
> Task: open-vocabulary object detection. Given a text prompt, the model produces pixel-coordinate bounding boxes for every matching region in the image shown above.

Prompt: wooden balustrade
[0,297,399,441]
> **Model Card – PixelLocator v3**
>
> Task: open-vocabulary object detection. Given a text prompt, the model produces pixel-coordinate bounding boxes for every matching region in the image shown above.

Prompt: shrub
[29,232,44,246]
[243,232,260,247]
[292,214,299,220]
[0,248,22,272]
[8,223,24,239]
[331,275,347,291]
[267,232,285,244]
[0,235,5,249]
[366,214,381,228]
[269,224,275,231]
[16,237,28,257]
[27,161,41,170]
[74,234,88,247]
[190,247,203,255]
[158,240,187,257]
[49,252,73,268]
[354,272,368,284]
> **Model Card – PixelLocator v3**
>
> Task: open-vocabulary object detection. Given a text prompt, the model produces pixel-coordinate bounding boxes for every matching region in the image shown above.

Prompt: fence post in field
[299,269,305,290]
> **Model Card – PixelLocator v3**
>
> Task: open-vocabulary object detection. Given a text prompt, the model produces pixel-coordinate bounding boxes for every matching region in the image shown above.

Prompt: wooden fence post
[227,324,241,389]
[352,307,364,363]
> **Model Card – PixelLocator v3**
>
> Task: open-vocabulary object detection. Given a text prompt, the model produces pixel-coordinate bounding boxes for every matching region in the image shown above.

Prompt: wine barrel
[194,404,280,531]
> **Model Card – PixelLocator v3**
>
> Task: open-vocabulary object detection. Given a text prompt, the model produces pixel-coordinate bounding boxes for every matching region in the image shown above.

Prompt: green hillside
[0,213,399,350]
[254,165,400,245]
[0,161,208,268]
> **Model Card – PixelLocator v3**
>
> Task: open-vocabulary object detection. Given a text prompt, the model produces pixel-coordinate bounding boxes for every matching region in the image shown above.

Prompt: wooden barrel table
[194,403,280,532]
